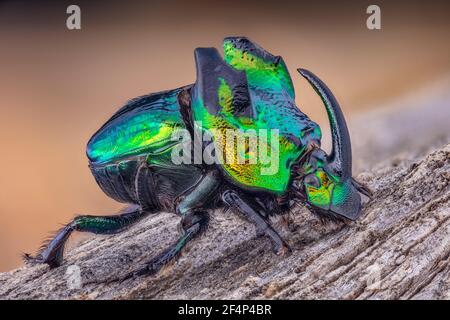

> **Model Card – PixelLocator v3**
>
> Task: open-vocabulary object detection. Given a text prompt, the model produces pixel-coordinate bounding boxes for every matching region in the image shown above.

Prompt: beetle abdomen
[89,160,139,204]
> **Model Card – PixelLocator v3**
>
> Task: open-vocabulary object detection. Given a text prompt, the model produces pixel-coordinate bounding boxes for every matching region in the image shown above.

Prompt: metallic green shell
[191,38,321,194]
[87,38,322,195]
[222,38,321,147]
[87,87,187,164]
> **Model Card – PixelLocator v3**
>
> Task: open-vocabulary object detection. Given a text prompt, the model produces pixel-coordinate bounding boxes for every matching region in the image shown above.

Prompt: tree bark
[1,80,449,300]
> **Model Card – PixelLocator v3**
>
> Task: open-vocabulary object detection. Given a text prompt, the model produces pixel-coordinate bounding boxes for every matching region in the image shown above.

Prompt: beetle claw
[23,253,45,265]
[22,252,62,268]
[275,243,292,257]
[23,253,38,263]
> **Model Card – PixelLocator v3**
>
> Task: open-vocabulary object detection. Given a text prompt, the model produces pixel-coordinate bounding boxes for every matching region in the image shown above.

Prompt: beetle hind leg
[24,205,148,268]
[108,170,220,282]
[111,211,209,282]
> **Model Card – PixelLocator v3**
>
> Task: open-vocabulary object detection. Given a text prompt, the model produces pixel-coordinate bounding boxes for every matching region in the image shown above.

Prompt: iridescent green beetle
[25,37,371,279]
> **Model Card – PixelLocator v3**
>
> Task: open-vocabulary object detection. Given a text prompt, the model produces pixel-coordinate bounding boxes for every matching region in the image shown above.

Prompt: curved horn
[297,68,352,177]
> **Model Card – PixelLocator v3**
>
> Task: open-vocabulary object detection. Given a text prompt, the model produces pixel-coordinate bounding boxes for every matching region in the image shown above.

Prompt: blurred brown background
[0,0,449,272]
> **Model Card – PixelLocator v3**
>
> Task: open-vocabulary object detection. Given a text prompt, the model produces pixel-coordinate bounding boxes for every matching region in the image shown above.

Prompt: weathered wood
[0,140,447,300]
[1,81,449,300]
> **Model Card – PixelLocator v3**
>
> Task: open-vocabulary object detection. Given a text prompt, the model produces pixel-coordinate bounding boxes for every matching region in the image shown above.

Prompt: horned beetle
[25,37,371,280]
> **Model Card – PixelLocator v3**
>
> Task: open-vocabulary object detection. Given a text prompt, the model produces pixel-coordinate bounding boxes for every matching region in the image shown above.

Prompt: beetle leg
[23,205,147,268]
[222,189,291,256]
[109,170,220,281]
[352,178,373,199]
[111,212,209,283]
[174,169,221,217]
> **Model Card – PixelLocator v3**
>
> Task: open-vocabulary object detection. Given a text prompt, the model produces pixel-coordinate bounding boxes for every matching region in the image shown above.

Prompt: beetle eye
[304,174,321,188]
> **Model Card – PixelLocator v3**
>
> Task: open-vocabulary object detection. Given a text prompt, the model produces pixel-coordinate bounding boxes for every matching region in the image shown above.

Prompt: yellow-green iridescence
[190,40,320,193]
[87,89,185,164]
[330,180,351,206]
[193,78,303,194]
[223,40,320,143]
[304,165,349,208]
[90,123,181,163]
[223,41,295,98]
[218,78,234,114]
[305,170,333,207]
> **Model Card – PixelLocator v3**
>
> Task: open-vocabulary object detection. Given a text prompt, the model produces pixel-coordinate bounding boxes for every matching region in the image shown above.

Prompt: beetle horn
[297,68,352,178]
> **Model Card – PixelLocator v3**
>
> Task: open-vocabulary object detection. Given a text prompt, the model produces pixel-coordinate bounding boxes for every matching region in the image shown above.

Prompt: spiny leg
[112,212,209,282]
[24,205,148,268]
[112,170,220,281]
[222,189,291,255]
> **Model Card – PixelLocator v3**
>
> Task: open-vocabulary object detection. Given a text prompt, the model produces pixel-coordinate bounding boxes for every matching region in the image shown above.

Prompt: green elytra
[87,87,187,164]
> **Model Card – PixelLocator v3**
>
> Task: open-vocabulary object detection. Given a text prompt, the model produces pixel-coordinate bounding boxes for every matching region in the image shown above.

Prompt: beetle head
[295,148,363,221]
[292,69,370,221]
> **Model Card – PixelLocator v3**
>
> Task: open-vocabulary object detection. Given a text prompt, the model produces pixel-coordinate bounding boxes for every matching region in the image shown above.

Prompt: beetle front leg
[110,212,209,283]
[222,189,291,256]
[352,177,373,199]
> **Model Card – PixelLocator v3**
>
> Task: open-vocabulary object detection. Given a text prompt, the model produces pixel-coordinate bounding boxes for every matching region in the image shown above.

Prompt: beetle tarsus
[276,243,292,257]
[23,224,74,268]
[26,205,147,268]
[352,178,374,199]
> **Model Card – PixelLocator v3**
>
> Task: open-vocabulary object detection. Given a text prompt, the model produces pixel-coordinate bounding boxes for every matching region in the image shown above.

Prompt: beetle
[25,37,371,279]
